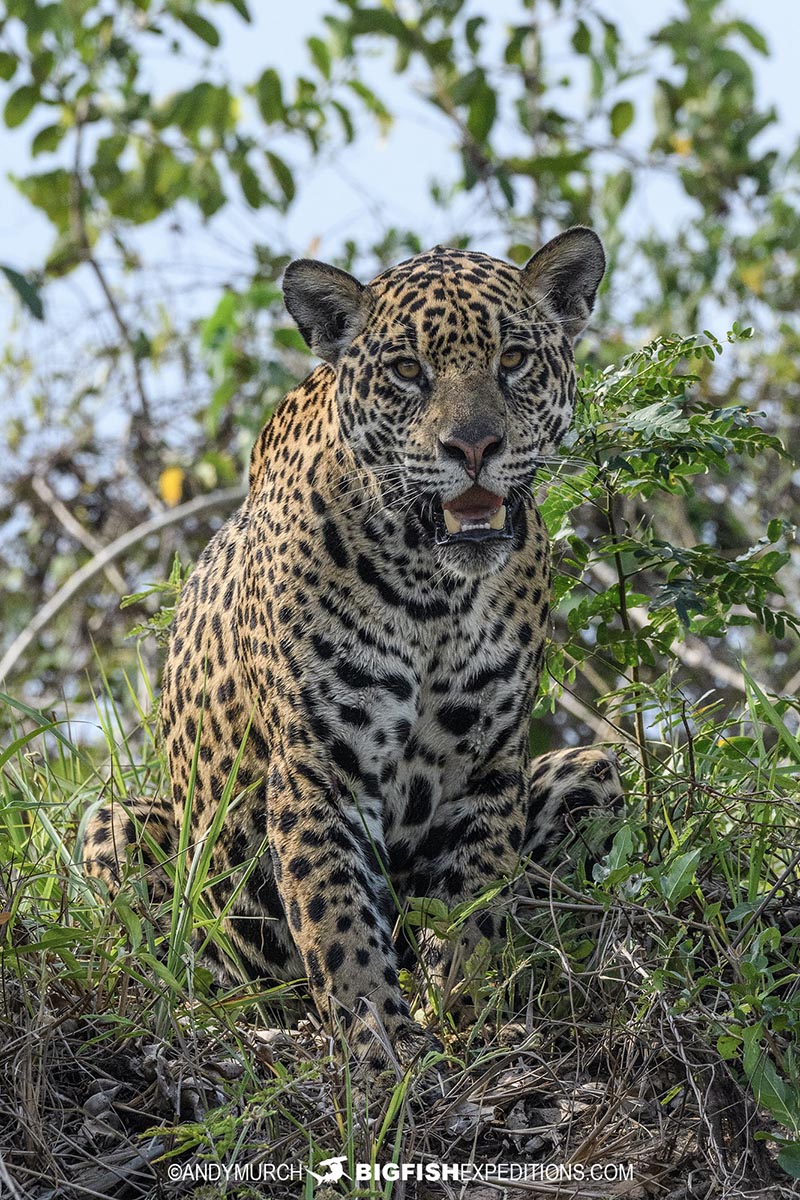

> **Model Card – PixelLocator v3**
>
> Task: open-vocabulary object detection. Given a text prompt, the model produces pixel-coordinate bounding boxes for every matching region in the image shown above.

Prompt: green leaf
[404,896,450,931]
[159,81,234,136]
[31,123,64,155]
[603,168,633,218]
[506,151,589,177]
[255,68,284,123]
[44,234,84,277]
[660,847,702,905]
[602,19,619,69]
[1,264,44,319]
[237,161,263,208]
[572,19,591,55]
[451,66,481,105]
[331,99,354,142]
[716,1034,741,1060]
[347,79,392,134]
[504,25,527,67]
[31,48,54,84]
[449,880,506,927]
[605,826,633,873]
[176,11,220,47]
[307,35,331,80]
[778,1142,800,1179]
[4,83,39,128]
[495,167,514,206]
[732,20,769,55]
[12,168,73,231]
[466,77,497,144]
[610,99,634,138]
[273,326,308,352]
[742,670,800,766]
[465,16,485,55]
[0,51,18,81]
[115,896,143,951]
[742,1026,799,1133]
[347,8,412,44]
[266,150,295,204]
[507,243,532,265]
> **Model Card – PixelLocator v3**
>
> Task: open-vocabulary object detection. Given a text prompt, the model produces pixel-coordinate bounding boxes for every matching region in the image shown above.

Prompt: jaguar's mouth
[433,485,516,545]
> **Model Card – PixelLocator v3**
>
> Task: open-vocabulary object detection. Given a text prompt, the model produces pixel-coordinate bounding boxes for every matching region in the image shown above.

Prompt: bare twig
[779,660,800,697]
[0,1152,26,1200]
[729,848,800,950]
[31,475,128,594]
[556,681,628,742]
[70,107,152,424]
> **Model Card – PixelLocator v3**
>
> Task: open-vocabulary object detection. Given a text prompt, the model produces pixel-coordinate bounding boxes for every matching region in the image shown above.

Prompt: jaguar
[85,226,623,1069]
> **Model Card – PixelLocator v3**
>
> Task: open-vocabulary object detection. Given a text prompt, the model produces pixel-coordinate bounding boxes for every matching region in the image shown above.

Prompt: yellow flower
[669,133,692,157]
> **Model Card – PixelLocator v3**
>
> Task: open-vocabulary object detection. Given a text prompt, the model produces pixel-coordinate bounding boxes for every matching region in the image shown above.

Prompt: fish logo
[307,1155,349,1186]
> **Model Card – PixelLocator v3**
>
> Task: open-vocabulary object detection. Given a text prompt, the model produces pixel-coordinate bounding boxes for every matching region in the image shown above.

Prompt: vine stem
[605,483,654,822]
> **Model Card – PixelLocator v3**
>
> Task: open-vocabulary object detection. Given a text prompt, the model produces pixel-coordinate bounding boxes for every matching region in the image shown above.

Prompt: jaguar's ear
[521,227,605,340]
[283,259,372,363]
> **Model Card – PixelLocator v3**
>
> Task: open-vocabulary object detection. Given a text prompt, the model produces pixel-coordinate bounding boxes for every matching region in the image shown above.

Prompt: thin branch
[605,484,654,810]
[782,662,800,697]
[31,475,128,594]
[71,107,152,425]
[0,486,247,684]
[729,848,800,950]
[556,682,627,742]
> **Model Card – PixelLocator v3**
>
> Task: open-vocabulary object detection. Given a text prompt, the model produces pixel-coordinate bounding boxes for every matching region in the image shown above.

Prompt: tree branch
[71,108,153,425]
[557,682,629,742]
[0,486,247,684]
[31,475,128,594]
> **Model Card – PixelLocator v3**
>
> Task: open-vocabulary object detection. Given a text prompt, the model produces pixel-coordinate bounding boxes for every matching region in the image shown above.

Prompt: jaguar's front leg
[267,749,433,1071]
[410,767,526,997]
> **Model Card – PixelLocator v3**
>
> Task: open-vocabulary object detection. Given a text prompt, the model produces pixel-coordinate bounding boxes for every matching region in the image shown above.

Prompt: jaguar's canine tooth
[488,505,506,531]
[443,509,462,534]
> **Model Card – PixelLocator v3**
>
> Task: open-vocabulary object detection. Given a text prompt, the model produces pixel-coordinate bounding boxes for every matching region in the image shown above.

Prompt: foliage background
[1,0,799,1194]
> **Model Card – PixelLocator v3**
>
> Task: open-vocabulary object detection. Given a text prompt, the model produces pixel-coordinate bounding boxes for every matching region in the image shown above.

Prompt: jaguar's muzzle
[433,484,518,545]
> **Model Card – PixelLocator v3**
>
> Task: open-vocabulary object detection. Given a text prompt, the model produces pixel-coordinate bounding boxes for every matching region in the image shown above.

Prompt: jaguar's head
[283,228,604,579]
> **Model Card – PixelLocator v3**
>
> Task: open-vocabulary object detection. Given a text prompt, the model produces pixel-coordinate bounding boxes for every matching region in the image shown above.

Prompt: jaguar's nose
[439,429,504,479]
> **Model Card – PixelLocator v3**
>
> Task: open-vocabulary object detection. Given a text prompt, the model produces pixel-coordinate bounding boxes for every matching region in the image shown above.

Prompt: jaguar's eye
[500,347,527,371]
[392,357,423,381]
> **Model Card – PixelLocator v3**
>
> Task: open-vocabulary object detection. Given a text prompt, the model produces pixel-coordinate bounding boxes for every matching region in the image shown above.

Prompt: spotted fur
[85,228,622,1068]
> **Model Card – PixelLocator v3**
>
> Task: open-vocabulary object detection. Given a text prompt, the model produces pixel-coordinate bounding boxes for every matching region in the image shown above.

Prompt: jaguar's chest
[311,598,536,835]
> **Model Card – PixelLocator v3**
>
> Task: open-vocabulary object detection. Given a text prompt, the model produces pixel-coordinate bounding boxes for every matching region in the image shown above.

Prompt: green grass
[1,668,799,1198]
